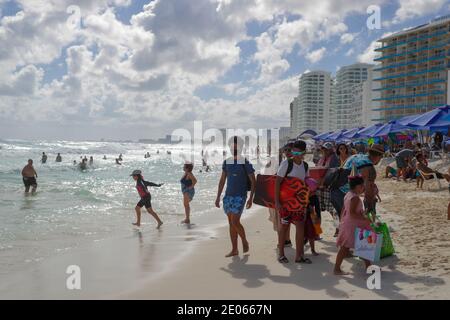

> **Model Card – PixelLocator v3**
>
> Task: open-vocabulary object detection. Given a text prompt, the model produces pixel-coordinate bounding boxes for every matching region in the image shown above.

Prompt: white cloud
[306,47,326,63]
[0,0,391,139]
[357,40,381,64]
[393,0,447,24]
[0,64,44,96]
[340,33,356,44]
[345,48,355,56]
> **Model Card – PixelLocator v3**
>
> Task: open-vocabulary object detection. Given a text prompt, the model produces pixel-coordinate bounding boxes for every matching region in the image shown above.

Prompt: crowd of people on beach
[382,139,450,187]
[19,133,449,276]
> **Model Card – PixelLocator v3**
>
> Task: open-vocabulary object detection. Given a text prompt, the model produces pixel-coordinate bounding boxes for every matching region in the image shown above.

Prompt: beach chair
[430,150,443,160]
[417,169,444,191]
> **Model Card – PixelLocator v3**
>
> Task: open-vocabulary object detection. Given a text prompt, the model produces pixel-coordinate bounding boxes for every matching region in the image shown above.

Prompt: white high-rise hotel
[290,64,380,136]
[332,63,379,130]
[290,15,450,137]
[290,71,332,137]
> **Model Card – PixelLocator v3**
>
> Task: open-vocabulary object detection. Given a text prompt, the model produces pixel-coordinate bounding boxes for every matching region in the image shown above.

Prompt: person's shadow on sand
[219,244,447,299]
[315,242,446,299]
[220,255,271,288]
[341,255,447,299]
[268,249,350,299]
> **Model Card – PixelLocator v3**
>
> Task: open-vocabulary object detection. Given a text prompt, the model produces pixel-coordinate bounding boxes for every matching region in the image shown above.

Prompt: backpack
[323,156,373,190]
[284,158,309,178]
[323,167,352,190]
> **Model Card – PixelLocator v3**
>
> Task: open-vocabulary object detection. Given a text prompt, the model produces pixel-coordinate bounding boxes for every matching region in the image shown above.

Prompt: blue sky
[0,0,449,140]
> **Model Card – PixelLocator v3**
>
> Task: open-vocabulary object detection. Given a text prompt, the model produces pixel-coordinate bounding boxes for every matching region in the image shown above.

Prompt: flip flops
[278,256,289,263]
[295,257,312,264]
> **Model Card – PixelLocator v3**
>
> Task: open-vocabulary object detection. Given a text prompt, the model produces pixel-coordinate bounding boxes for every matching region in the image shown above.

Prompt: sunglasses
[291,151,305,156]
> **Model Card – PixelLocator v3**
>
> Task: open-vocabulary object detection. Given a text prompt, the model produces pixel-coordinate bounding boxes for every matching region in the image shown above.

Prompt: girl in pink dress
[334,176,372,275]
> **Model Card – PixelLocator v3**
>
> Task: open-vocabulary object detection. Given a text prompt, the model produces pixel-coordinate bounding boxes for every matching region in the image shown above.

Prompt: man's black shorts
[137,195,152,209]
[23,177,37,188]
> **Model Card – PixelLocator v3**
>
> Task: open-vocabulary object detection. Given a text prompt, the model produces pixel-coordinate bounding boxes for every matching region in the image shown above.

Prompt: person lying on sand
[385,165,397,178]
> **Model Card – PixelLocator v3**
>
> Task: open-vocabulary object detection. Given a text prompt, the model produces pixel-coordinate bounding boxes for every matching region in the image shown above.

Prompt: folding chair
[418,169,444,190]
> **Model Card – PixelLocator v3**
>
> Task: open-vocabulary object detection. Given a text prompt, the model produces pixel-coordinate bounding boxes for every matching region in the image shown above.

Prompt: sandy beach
[1,148,448,300]
[120,160,450,300]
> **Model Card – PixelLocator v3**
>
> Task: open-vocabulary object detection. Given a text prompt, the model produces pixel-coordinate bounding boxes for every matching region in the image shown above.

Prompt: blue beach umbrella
[443,113,450,122]
[342,127,364,140]
[356,123,383,138]
[371,121,410,137]
[326,129,348,141]
[313,131,333,141]
[400,105,449,128]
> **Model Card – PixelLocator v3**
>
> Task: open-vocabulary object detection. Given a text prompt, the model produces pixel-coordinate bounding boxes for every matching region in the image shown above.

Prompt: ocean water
[0,139,261,286]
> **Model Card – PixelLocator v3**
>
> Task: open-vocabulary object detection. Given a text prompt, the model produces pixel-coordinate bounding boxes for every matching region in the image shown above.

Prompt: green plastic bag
[371,218,395,259]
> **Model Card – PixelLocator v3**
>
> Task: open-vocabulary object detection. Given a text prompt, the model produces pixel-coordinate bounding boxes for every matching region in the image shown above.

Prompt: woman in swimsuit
[181,163,197,224]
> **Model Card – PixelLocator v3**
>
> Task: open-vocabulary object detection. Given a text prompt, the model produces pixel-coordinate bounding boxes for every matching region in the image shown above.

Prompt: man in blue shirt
[215,136,256,258]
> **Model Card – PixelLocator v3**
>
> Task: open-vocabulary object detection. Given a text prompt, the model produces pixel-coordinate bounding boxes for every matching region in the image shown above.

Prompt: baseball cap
[321,142,334,150]
[130,170,142,176]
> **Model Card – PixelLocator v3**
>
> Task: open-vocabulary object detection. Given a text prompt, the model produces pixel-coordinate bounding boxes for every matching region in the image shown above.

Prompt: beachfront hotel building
[290,71,332,136]
[373,15,450,122]
[332,63,374,129]
[346,69,382,128]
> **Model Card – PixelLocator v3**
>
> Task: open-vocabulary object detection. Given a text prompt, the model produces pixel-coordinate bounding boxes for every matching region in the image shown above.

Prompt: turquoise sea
[0,139,266,298]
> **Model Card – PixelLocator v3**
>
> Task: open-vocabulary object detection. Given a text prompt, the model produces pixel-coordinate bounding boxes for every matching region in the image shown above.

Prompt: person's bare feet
[157,221,163,229]
[132,222,140,227]
[225,251,239,257]
[311,251,319,256]
[243,241,249,253]
[334,269,350,276]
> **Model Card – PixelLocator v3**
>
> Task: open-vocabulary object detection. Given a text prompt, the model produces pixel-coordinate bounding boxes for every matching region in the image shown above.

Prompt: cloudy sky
[0,0,448,140]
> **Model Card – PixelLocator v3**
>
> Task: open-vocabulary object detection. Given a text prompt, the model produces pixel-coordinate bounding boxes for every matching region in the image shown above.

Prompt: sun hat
[368,144,384,155]
[130,169,142,176]
[321,142,334,150]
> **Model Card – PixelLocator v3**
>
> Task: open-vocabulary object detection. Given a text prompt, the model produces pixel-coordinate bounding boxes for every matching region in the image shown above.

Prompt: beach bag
[323,168,351,190]
[354,228,383,262]
[371,217,395,258]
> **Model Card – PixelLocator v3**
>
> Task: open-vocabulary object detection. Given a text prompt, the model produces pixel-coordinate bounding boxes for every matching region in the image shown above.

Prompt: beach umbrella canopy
[399,105,450,128]
[356,123,383,138]
[397,114,422,126]
[342,127,364,140]
[326,129,348,141]
[371,121,410,137]
[442,113,450,123]
[312,131,333,141]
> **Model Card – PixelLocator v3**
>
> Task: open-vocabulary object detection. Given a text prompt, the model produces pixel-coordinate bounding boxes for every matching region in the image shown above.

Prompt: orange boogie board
[253,174,309,212]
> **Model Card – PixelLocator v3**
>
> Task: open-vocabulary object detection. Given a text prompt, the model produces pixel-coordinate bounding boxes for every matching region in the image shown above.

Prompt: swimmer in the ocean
[41,152,47,164]
[180,163,197,224]
[22,159,38,194]
[79,159,87,170]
